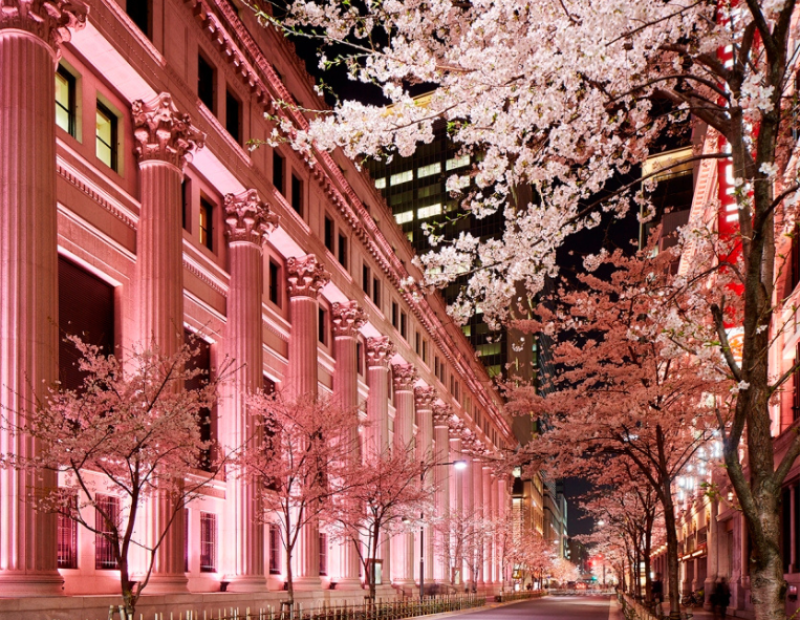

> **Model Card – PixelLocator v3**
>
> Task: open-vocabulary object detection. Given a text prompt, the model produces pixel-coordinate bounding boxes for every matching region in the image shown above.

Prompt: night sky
[280,25,642,539]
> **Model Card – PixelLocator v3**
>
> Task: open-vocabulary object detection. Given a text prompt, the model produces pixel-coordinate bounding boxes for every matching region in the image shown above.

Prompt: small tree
[549,557,581,588]
[240,393,360,606]
[327,449,432,601]
[1,339,224,619]
[433,508,484,589]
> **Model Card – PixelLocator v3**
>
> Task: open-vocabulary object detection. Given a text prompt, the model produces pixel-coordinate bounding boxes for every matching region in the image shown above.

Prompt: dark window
[55,65,76,137]
[400,312,407,340]
[392,303,398,328]
[126,0,151,38]
[59,257,115,391]
[184,509,189,572]
[794,344,800,421]
[337,233,347,268]
[363,264,371,295]
[200,512,217,572]
[319,307,328,345]
[357,340,364,376]
[185,330,214,471]
[199,197,213,251]
[57,493,78,569]
[198,54,216,112]
[269,525,281,574]
[225,89,241,144]
[181,178,190,231]
[95,494,119,570]
[95,101,117,170]
[372,278,381,308]
[319,533,328,576]
[324,216,334,253]
[273,152,285,195]
[291,174,303,215]
[415,332,421,355]
[269,260,282,307]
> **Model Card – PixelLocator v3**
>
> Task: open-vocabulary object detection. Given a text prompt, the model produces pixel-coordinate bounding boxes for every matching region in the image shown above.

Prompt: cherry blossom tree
[433,507,495,590]
[549,557,581,588]
[250,0,800,615]
[239,393,360,606]
[511,250,722,617]
[0,339,225,619]
[326,448,432,601]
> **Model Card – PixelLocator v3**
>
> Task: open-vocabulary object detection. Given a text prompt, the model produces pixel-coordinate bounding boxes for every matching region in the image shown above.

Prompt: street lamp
[420,459,466,601]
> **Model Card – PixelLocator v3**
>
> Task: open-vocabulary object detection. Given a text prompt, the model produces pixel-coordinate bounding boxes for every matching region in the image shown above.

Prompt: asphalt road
[447,596,613,620]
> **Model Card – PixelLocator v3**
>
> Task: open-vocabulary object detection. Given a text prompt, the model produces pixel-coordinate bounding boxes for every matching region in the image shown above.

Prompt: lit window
[55,66,76,137]
[375,177,386,189]
[269,525,281,574]
[199,197,213,251]
[95,494,119,570]
[394,211,414,225]
[417,162,442,178]
[200,512,217,572]
[319,533,328,576]
[390,170,413,185]
[58,493,78,569]
[417,204,442,220]
[95,102,117,170]
[446,154,470,170]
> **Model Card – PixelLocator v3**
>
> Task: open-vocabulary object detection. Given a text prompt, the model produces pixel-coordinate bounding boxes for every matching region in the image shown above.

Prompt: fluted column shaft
[132,93,204,591]
[414,387,435,584]
[473,456,484,586]
[482,466,494,586]
[285,255,329,590]
[494,476,505,588]
[391,365,417,587]
[332,302,366,590]
[432,406,451,583]
[220,191,278,591]
[0,2,86,592]
[449,434,463,586]
[461,452,475,591]
[365,338,394,459]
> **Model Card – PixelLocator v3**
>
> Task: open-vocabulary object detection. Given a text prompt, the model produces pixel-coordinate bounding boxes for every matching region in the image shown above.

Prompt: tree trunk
[748,484,786,620]
[662,491,681,620]
[119,558,136,620]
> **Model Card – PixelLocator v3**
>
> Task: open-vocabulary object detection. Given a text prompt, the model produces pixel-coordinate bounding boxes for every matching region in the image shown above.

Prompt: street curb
[418,596,550,620]
[609,598,624,620]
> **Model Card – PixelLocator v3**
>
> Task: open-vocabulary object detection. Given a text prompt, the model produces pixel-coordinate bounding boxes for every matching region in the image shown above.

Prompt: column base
[293,575,323,591]
[224,575,269,593]
[334,577,363,591]
[144,573,189,594]
[0,572,64,596]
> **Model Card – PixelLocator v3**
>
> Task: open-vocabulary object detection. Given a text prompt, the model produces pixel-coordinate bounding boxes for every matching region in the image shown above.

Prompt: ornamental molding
[392,363,417,391]
[0,0,88,58]
[286,254,330,299]
[413,386,436,411]
[331,301,366,337]
[132,92,205,170]
[223,189,279,245]
[432,403,453,428]
[366,336,395,368]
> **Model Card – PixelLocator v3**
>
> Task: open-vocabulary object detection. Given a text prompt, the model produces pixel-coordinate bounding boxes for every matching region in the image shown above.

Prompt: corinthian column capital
[366,336,395,368]
[223,189,279,245]
[392,363,417,391]
[332,301,367,337]
[286,254,330,298]
[132,92,205,170]
[432,403,454,428]
[0,0,88,58]
[413,386,436,411]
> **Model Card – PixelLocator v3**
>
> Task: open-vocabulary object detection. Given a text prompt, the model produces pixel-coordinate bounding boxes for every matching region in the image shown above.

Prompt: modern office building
[0,1,515,617]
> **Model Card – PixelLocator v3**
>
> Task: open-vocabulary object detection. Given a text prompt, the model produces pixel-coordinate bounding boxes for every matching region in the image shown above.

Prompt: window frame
[95,99,118,171]
[268,258,282,308]
[273,151,285,195]
[197,52,216,113]
[198,195,215,252]
[55,64,77,138]
[291,174,303,216]
[95,494,120,570]
[225,88,241,144]
[199,511,217,573]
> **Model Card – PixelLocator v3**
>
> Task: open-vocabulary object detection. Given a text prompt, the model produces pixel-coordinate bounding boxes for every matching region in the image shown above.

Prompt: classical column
[332,301,366,590]
[496,475,507,590]
[285,255,330,590]
[132,92,204,593]
[449,420,464,588]
[0,0,87,595]
[483,462,495,587]
[220,190,278,591]
[472,443,485,587]
[365,337,395,459]
[391,364,418,588]
[461,432,476,592]
[432,403,452,583]
[414,386,436,585]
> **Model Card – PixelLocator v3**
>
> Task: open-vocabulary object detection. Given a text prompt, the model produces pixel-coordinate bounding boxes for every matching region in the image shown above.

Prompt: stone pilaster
[449,420,464,587]
[220,190,278,592]
[332,301,366,590]
[391,364,418,588]
[460,431,476,591]
[131,92,204,593]
[0,0,87,595]
[414,386,436,584]
[472,442,485,587]
[432,403,452,583]
[482,462,494,587]
[285,254,329,590]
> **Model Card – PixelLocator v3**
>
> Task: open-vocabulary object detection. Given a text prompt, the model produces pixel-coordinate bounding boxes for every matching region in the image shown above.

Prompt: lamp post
[420,459,467,601]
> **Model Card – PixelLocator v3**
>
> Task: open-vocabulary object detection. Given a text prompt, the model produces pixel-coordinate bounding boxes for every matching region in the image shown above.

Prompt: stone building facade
[0,1,514,617]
